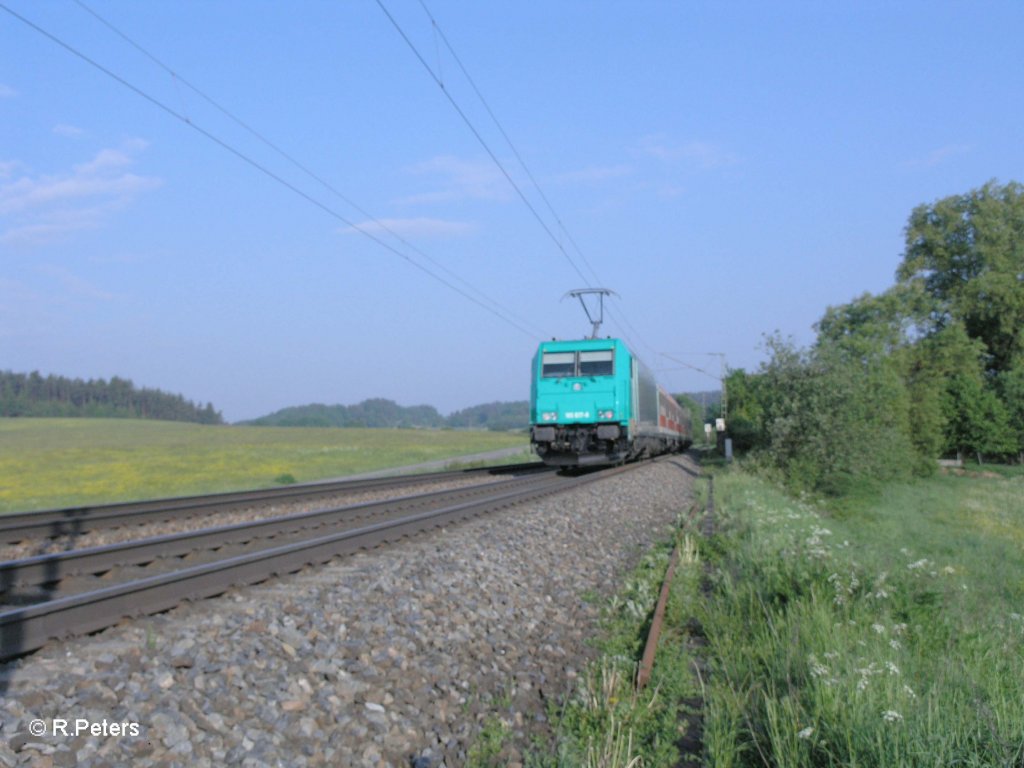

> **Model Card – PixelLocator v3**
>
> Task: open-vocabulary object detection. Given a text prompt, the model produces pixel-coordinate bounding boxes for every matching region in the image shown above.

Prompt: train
[529,337,692,467]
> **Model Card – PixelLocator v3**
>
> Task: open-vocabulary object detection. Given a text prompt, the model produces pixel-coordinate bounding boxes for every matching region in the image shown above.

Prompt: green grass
[0,418,529,513]
[699,464,1024,766]
[540,519,705,767]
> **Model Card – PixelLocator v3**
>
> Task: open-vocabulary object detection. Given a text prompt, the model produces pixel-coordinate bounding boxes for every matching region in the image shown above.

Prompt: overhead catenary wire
[1,2,543,340]
[414,0,602,287]
[70,0,545,341]
[376,0,594,288]
[393,0,658,355]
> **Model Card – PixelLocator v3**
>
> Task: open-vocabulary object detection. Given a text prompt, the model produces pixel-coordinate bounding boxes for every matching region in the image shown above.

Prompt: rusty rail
[636,488,708,690]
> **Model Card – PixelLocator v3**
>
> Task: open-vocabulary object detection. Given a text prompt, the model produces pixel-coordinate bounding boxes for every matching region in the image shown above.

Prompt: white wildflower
[808,654,829,678]
[882,710,903,723]
[885,661,900,676]
[892,623,908,636]
[903,684,917,699]
[889,638,902,651]
[907,558,929,570]
[872,623,886,635]
[942,566,956,575]
[798,726,815,740]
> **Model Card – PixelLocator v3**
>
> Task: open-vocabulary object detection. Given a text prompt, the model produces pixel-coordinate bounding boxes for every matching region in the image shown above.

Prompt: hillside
[245,398,530,431]
[243,398,447,429]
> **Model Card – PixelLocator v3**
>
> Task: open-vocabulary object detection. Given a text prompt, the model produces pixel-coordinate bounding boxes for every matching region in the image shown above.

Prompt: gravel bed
[0,474,505,562]
[0,457,696,767]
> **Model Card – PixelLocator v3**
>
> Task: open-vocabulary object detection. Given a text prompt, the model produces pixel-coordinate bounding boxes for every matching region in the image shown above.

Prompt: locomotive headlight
[599,410,615,419]
[542,411,558,422]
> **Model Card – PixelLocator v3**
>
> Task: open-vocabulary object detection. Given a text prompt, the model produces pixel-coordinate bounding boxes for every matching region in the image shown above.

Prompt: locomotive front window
[542,352,576,378]
[579,350,614,376]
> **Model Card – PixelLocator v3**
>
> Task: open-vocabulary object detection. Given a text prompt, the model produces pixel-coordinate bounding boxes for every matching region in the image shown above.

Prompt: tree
[897,180,1024,375]
[944,373,1016,463]
[996,365,1024,462]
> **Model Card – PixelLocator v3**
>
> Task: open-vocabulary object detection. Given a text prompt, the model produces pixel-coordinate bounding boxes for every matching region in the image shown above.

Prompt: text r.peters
[53,719,140,737]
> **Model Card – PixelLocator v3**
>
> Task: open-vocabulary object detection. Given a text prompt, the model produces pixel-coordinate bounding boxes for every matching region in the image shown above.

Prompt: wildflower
[907,558,929,570]
[882,710,903,723]
[942,566,956,575]
[885,661,900,676]
[808,654,829,678]
[889,639,902,651]
[872,623,886,634]
[902,684,917,699]
[892,623,908,635]
[798,726,815,740]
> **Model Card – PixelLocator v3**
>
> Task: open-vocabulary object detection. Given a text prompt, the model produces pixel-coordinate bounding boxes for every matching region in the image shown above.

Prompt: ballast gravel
[0,457,696,768]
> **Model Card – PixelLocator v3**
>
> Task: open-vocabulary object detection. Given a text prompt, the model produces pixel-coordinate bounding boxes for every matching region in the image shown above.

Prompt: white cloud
[635,135,740,169]
[903,144,972,169]
[342,216,474,239]
[38,264,115,301]
[399,155,512,204]
[551,164,634,185]
[53,123,86,138]
[0,139,161,245]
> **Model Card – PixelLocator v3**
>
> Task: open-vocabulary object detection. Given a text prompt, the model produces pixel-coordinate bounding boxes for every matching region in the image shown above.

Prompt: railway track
[0,461,631,660]
[0,461,547,546]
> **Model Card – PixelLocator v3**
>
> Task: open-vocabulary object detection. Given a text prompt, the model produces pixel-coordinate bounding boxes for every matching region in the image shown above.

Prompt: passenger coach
[530,338,691,467]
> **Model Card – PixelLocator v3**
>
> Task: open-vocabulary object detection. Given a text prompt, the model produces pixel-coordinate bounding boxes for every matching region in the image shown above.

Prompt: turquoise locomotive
[529,337,692,467]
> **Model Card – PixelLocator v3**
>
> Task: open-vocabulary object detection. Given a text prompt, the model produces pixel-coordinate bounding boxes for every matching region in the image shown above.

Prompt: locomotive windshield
[541,352,576,378]
[579,349,614,376]
[541,349,614,378]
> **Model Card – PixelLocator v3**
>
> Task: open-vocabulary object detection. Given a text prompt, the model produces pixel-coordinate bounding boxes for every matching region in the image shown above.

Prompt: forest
[0,371,223,424]
[721,180,1024,494]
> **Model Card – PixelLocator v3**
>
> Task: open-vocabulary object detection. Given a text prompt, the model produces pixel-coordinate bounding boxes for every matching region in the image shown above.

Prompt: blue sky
[2,1,1022,422]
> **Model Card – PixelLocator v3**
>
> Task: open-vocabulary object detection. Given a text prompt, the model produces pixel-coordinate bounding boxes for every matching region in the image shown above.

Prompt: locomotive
[529,337,692,467]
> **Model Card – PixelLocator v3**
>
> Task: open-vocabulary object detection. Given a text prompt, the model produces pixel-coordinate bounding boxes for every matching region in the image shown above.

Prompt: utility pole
[709,353,727,425]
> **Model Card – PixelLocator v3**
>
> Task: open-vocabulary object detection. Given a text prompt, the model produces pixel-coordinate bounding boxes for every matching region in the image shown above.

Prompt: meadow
[525,460,1024,767]
[0,418,529,513]
[700,465,1024,767]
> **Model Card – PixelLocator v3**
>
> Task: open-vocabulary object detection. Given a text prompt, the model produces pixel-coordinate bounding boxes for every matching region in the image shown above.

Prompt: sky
[2,1,1023,422]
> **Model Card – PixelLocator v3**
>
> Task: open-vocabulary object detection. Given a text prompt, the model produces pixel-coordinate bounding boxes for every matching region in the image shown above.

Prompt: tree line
[0,371,223,424]
[722,180,1024,495]
[244,398,531,431]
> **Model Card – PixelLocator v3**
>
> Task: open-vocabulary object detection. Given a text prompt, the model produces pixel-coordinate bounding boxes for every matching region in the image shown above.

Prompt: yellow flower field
[0,418,528,513]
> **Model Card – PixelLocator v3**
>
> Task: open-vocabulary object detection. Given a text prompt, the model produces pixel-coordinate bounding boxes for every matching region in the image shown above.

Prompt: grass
[0,418,529,513]
[463,452,1024,766]
[539,513,705,767]
[699,463,1024,766]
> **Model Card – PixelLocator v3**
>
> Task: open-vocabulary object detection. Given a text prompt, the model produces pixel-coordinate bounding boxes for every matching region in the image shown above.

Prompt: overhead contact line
[1,2,543,340]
